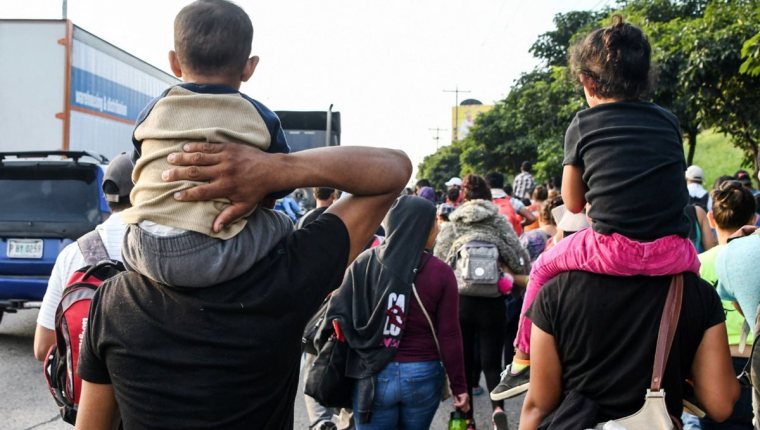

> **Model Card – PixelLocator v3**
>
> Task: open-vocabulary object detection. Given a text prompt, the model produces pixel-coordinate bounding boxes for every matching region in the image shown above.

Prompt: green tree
[416,143,462,191]
[530,11,605,66]
[611,0,758,168]
[741,32,760,77]
[459,68,584,182]
[691,2,760,176]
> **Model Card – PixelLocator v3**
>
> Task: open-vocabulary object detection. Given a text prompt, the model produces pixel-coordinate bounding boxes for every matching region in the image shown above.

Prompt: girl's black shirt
[564,101,690,240]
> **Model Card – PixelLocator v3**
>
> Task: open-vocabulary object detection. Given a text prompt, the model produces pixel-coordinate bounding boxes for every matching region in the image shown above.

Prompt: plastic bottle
[448,409,468,430]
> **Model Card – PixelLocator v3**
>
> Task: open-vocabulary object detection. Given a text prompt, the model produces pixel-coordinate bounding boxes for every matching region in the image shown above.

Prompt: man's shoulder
[278,212,350,266]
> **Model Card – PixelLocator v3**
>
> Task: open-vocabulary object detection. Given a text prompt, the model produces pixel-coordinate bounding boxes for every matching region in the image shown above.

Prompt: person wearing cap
[445,177,463,188]
[445,177,464,207]
[33,152,135,361]
[686,165,709,211]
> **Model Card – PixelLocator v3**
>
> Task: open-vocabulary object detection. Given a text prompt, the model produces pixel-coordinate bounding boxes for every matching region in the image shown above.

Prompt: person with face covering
[325,196,469,429]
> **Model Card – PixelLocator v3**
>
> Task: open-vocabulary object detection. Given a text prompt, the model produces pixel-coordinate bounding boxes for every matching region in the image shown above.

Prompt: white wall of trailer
[0,21,66,153]
[69,26,178,160]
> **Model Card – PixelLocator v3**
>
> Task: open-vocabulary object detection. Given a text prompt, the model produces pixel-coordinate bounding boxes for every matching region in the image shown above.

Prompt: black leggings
[459,295,507,414]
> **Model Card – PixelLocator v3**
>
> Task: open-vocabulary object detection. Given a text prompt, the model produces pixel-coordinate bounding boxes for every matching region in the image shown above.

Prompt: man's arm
[162,144,411,264]
[33,326,55,361]
[75,381,118,430]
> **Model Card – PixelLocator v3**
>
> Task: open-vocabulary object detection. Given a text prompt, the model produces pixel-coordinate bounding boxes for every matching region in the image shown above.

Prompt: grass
[686,130,751,189]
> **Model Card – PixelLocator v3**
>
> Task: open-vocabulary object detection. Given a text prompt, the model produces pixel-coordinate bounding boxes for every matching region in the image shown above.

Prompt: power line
[429,127,448,151]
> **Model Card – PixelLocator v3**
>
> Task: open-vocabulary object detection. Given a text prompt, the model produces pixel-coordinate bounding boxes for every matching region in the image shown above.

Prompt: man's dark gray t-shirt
[78,214,349,429]
[563,101,690,240]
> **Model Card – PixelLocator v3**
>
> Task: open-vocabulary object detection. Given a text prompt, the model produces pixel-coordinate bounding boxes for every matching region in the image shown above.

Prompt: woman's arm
[519,324,562,430]
[691,323,739,422]
[561,165,587,214]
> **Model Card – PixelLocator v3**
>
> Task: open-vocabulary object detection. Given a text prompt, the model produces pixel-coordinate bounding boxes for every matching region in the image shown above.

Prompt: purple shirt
[394,253,467,395]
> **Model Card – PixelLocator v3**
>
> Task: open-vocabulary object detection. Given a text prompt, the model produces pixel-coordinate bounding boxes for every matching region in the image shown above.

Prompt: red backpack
[493,196,523,236]
[44,231,124,425]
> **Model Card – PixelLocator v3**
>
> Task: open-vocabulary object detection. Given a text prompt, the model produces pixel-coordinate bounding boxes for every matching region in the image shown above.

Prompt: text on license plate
[7,239,43,259]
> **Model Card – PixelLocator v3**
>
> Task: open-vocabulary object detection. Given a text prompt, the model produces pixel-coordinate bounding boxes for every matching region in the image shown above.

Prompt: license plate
[7,239,43,259]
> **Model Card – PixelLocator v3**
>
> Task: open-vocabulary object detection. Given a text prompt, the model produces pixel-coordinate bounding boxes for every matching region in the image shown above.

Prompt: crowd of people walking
[32,3,760,430]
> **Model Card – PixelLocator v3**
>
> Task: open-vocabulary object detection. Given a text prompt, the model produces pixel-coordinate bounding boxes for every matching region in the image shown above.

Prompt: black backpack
[43,230,124,425]
[302,294,331,355]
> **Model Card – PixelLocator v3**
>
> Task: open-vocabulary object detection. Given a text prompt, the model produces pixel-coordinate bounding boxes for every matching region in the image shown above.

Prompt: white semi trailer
[0,20,179,159]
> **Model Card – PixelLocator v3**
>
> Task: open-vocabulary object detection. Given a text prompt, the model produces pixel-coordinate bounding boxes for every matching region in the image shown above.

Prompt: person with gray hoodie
[434,174,530,430]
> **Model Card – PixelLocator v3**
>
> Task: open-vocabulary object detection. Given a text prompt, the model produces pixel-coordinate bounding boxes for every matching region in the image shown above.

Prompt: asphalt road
[0,309,523,430]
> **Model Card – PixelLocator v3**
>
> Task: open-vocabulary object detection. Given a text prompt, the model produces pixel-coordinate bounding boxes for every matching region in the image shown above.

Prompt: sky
[1,0,613,177]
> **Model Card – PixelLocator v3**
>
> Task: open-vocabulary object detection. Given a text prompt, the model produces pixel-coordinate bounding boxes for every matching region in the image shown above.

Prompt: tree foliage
[530,11,604,66]
[741,32,760,77]
[417,143,462,191]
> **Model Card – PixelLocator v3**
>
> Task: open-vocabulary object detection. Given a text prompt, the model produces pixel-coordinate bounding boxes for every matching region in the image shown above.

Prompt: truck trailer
[0,20,179,159]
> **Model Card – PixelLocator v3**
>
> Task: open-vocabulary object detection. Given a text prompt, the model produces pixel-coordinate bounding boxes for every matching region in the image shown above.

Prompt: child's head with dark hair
[569,15,652,101]
[461,174,492,201]
[710,181,756,231]
[173,0,255,83]
[485,172,505,189]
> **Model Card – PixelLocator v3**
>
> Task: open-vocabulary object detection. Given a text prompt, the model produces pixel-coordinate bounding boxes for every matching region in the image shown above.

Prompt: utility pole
[443,86,471,141]
[62,0,67,19]
[429,127,447,150]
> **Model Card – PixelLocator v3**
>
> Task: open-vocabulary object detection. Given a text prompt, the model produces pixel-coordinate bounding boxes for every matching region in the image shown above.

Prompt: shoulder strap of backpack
[77,230,109,266]
[739,303,760,385]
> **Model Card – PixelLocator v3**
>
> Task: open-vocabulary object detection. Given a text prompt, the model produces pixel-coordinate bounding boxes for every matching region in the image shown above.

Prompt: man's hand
[163,143,411,264]
[453,392,471,413]
[163,143,271,232]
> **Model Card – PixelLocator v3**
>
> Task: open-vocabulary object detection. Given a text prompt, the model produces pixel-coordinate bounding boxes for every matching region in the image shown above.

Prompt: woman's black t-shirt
[563,101,690,240]
[528,271,724,422]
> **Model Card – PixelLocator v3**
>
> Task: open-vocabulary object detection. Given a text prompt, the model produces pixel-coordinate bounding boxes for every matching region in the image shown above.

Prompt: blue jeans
[354,361,443,430]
